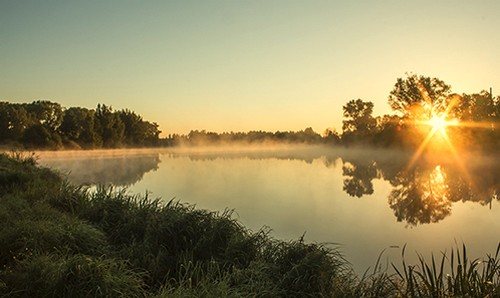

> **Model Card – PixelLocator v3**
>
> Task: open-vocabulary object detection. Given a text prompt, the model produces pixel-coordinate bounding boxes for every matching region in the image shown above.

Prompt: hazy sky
[1,1,499,135]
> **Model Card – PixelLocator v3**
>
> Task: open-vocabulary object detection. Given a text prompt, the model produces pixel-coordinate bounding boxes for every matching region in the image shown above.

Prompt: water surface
[37,146,500,273]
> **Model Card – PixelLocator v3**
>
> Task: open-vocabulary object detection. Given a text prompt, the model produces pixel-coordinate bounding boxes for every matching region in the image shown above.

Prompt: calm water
[37,146,499,273]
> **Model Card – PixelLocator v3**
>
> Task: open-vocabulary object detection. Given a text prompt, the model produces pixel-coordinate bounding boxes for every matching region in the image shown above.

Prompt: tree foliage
[0,101,161,149]
[342,99,377,144]
[340,74,498,151]
[164,127,325,146]
[388,74,451,118]
[60,107,100,148]
[0,73,497,151]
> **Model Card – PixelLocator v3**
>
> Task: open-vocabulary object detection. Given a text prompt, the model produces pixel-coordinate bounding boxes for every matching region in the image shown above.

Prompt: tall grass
[391,243,500,297]
[0,152,498,297]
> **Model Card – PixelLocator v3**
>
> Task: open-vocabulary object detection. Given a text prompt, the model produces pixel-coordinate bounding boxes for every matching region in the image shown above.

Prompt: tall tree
[388,74,451,118]
[60,107,100,147]
[24,101,64,132]
[118,110,161,146]
[342,99,377,143]
[22,124,62,149]
[0,103,30,142]
[94,104,125,148]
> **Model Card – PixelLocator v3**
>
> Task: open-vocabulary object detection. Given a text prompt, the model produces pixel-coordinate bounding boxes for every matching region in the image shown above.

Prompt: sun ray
[405,94,464,171]
[454,120,498,129]
[439,128,472,184]
[406,126,438,170]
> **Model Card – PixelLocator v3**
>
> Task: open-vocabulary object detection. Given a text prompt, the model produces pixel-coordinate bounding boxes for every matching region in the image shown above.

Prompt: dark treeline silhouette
[160,73,498,151]
[0,100,338,149]
[163,127,339,146]
[0,101,161,149]
[1,73,498,150]
[341,74,499,151]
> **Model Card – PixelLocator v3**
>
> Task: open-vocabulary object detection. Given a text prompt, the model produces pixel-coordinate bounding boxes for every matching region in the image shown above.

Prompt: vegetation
[340,74,499,151]
[158,73,500,151]
[0,153,498,297]
[163,127,333,147]
[0,102,161,149]
[2,74,497,151]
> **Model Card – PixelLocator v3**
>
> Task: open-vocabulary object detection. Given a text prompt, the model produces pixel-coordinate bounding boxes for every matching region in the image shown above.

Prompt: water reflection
[342,158,378,198]
[34,147,499,274]
[166,148,498,226]
[387,165,452,225]
[41,152,161,186]
[340,154,498,226]
[37,148,498,227]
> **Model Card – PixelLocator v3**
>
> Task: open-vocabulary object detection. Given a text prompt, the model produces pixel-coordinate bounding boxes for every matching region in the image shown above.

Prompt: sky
[1,0,499,136]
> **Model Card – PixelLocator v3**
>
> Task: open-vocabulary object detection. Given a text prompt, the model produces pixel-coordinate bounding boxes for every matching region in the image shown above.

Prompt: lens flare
[428,116,447,132]
[425,115,459,135]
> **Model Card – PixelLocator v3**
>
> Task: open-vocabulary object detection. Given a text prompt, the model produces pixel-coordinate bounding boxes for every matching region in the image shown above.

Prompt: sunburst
[404,96,476,187]
[426,115,459,136]
[406,98,461,171]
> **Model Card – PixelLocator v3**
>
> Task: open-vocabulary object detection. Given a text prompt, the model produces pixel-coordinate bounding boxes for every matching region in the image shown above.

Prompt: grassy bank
[0,153,498,297]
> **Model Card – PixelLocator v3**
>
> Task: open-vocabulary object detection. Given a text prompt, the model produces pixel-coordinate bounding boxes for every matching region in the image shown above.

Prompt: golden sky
[1,1,499,135]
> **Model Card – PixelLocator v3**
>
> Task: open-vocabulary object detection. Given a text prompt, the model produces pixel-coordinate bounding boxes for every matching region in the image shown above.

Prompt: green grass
[390,243,500,297]
[0,152,498,297]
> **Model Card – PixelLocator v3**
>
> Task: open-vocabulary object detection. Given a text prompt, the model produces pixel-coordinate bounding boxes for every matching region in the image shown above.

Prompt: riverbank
[0,152,498,297]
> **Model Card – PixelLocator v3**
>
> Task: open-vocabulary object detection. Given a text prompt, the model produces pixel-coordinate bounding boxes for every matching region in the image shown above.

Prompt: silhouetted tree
[60,107,101,148]
[372,115,404,147]
[0,102,30,142]
[119,110,149,146]
[0,100,161,149]
[323,128,341,145]
[342,99,377,144]
[388,74,451,118]
[94,104,125,148]
[24,101,64,132]
[22,124,62,149]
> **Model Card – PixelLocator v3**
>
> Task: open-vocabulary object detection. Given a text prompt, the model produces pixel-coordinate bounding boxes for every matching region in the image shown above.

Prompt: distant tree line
[0,101,161,149]
[162,127,339,146]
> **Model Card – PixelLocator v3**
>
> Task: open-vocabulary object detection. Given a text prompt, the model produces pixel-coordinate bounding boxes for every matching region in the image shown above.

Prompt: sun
[428,115,448,133]
[406,112,461,170]
[426,115,458,134]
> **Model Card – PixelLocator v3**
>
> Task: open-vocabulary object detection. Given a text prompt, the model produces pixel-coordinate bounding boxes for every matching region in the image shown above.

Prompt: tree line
[340,74,499,151]
[163,127,332,146]
[1,74,498,150]
[165,74,498,151]
[0,101,161,149]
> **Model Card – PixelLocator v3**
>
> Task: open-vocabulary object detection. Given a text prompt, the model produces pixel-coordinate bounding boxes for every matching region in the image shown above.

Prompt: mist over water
[37,146,499,273]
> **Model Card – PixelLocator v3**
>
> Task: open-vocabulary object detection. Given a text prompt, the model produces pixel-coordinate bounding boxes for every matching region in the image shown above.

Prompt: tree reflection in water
[39,148,498,227]
[340,154,498,226]
[166,149,497,226]
[388,165,452,225]
[41,153,161,186]
[342,159,378,198]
